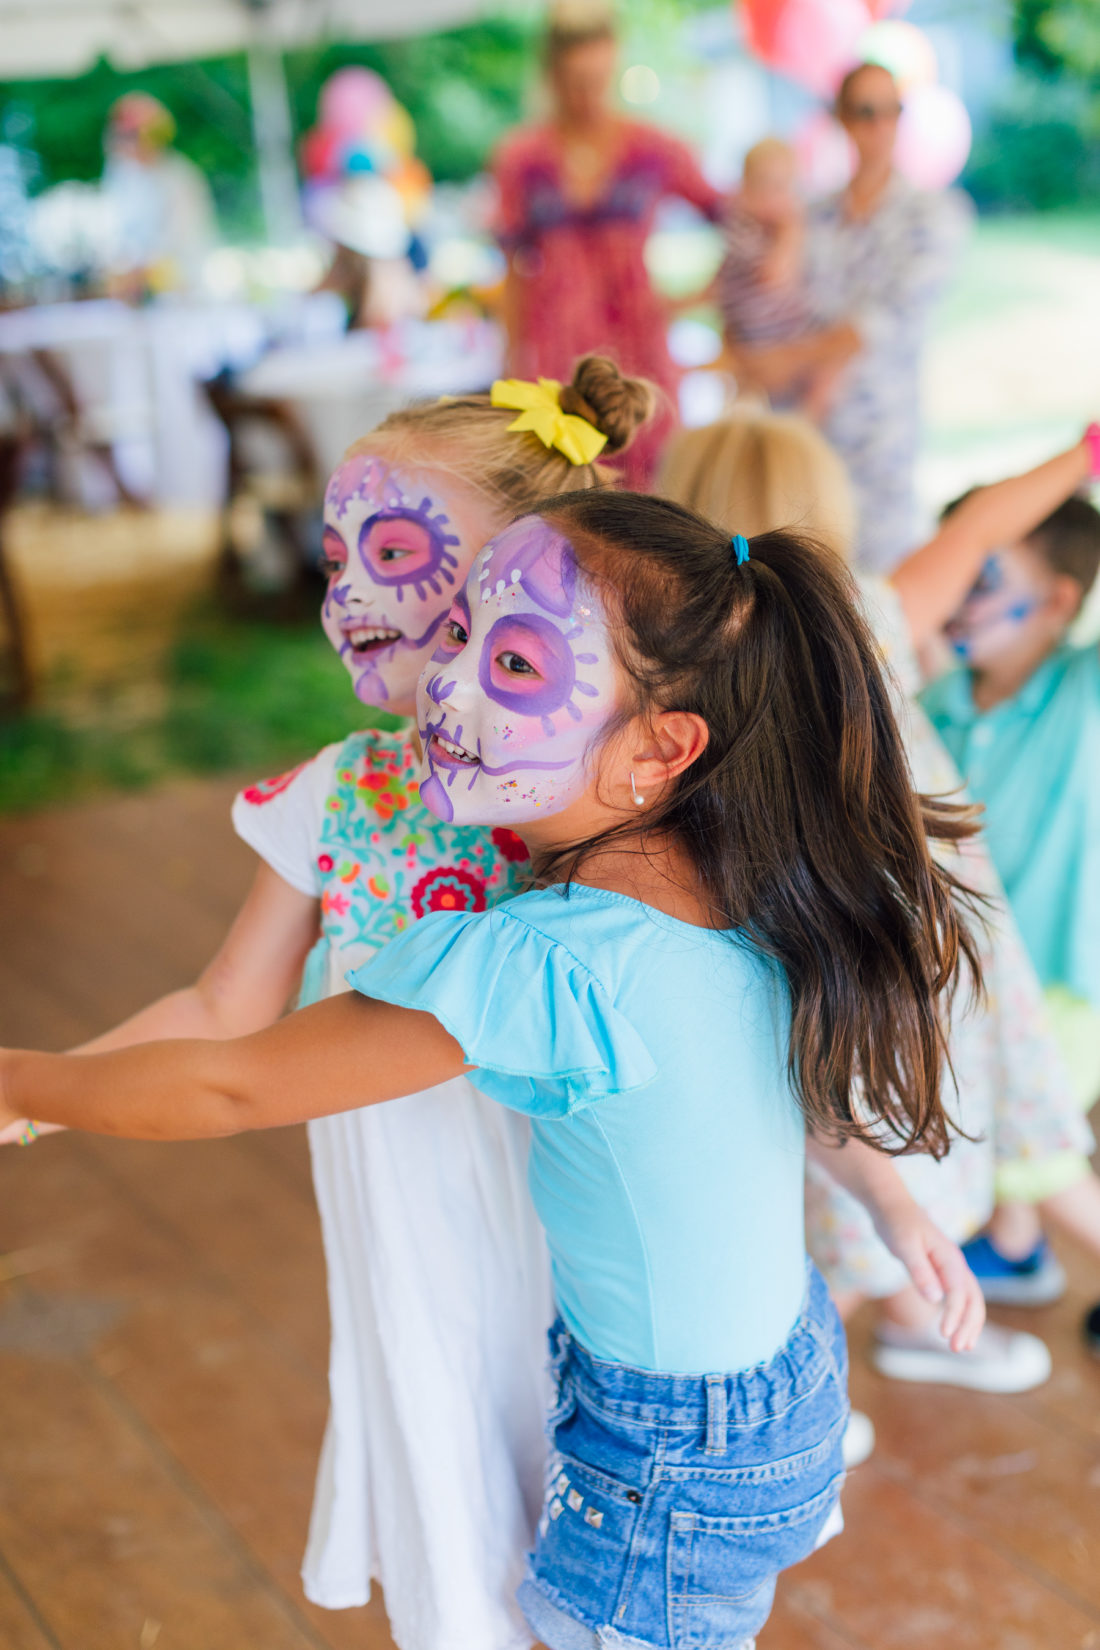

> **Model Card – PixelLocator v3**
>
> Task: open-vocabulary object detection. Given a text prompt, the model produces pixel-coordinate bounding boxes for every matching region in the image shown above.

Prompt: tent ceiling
[0,0,509,79]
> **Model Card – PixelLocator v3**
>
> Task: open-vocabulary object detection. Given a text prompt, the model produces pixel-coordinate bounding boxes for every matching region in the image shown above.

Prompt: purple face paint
[944,549,1044,667]
[416,515,618,825]
[320,454,464,709]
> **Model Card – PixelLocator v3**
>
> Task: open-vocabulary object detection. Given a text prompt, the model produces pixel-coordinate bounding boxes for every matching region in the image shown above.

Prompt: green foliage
[0,55,262,235]
[1014,0,1100,82]
[0,603,401,815]
[0,16,539,237]
[964,0,1100,211]
[964,76,1100,210]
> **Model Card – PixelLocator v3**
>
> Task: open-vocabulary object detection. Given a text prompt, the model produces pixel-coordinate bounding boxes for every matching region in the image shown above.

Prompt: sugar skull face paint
[944,548,1045,667]
[417,515,618,825]
[320,453,473,710]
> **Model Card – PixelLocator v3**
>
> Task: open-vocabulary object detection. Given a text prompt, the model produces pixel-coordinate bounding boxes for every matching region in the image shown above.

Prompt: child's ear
[632,712,709,789]
[1049,573,1085,628]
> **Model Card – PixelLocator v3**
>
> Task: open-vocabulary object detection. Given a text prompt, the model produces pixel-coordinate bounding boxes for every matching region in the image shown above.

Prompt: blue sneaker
[962,1233,1067,1306]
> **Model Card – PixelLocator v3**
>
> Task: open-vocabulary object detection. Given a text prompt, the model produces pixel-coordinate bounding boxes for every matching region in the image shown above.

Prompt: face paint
[416,515,618,825]
[320,454,465,709]
[944,549,1044,667]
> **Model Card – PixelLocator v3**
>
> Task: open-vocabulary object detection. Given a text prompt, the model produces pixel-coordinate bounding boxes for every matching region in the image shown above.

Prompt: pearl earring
[630,771,645,807]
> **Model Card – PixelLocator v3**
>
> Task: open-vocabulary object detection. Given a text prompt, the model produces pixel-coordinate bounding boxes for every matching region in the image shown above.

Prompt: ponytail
[538,491,981,1157]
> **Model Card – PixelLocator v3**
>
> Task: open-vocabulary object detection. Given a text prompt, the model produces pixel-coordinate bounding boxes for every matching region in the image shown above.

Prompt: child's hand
[870,1196,985,1352]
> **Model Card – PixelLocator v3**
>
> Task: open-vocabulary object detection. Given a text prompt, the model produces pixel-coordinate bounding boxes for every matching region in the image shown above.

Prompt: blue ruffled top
[348,884,807,1374]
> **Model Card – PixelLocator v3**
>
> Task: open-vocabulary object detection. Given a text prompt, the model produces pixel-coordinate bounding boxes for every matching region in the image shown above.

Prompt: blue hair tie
[731,533,750,566]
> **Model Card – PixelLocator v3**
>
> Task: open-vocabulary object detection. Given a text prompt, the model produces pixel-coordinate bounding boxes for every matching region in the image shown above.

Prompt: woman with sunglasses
[802,62,972,571]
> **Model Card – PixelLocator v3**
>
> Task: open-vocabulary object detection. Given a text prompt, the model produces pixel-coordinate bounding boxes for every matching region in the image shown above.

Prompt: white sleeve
[231,743,342,898]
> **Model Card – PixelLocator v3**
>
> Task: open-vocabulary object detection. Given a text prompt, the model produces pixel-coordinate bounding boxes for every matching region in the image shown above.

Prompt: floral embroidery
[491,827,530,864]
[310,729,529,960]
[242,762,308,806]
[357,766,420,825]
[410,866,488,919]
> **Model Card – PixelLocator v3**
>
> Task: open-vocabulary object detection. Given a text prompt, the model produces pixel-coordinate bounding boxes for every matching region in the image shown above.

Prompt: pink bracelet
[1085,422,1100,478]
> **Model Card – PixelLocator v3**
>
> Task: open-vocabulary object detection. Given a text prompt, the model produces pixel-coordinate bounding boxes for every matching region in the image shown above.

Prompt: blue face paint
[945,551,1044,666]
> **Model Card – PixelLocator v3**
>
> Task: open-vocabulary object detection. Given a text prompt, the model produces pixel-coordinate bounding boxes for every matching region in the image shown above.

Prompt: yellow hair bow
[491,377,607,467]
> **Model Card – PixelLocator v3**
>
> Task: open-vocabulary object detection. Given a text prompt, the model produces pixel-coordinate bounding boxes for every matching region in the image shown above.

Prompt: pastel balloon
[319,67,392,136]
[794,109,853,195]
[858,19,937,90]
[771,0,874,97]
[740,0,788,58]
[894,82,972,190]
[300,125,343,183]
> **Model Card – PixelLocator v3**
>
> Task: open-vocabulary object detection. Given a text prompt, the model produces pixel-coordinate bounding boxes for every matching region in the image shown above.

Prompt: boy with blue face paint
[920,452,1100,1346]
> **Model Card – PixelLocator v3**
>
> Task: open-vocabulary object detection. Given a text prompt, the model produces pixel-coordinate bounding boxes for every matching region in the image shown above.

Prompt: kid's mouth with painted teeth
[343,624,403,656]
[429,732,480,768]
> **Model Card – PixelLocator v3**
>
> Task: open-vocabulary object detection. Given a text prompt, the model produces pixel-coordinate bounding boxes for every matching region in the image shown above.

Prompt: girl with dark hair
[0,494,984,1650]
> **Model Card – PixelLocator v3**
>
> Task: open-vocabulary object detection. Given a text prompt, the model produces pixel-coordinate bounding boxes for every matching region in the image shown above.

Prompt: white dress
[233,728,553,1650]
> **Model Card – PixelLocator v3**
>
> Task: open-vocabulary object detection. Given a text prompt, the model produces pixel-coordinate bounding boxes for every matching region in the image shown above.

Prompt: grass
[0,602,401,815]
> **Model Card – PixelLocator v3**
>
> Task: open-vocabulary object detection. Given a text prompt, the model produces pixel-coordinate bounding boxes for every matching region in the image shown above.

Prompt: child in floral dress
[13,355,654,1650]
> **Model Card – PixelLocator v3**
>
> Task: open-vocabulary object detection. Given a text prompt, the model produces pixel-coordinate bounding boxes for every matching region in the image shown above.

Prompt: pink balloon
[894,82,972,190]
[319,68,391,137]
[770,0,874,98]
[793,109,854,195]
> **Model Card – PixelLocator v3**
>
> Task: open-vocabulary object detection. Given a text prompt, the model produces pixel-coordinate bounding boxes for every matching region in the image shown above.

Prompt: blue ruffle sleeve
[346,906,656,1119]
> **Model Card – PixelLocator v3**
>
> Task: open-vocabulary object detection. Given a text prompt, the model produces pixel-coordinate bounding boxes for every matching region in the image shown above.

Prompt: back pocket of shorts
[667,1471,844,1650]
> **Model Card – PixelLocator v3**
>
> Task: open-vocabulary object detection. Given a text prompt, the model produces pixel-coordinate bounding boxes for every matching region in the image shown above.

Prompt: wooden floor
[0,780,1098,1650]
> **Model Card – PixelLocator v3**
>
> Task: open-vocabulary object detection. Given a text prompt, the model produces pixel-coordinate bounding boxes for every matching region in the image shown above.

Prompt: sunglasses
[846,101,903,123]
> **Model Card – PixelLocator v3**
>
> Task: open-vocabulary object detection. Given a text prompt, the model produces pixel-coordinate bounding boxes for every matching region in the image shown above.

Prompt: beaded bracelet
[18,1121,40,1147]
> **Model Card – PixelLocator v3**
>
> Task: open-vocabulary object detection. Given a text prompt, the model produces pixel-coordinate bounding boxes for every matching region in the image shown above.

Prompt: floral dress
[234,728,553,1650]
[804,579,1092,1296]
[493,119,723,490]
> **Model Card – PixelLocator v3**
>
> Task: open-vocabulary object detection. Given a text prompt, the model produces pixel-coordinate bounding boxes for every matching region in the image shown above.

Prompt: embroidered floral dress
[804,579,1092,1295]
[492,120,723,490]
[234,727,553,1650]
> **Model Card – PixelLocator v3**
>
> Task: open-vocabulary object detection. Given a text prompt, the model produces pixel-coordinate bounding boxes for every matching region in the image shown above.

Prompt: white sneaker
[842,1409,875,1468]
[872,1322,1051,1392]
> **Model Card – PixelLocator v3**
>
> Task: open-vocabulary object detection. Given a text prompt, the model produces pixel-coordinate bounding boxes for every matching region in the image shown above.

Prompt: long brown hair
[539,490,981,1158]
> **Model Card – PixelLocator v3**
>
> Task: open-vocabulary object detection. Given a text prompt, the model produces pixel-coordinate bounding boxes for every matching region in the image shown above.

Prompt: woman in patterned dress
[492,7,722,489]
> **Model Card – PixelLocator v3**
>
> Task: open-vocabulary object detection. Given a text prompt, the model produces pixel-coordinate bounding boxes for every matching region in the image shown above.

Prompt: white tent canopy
[0,0,505,80]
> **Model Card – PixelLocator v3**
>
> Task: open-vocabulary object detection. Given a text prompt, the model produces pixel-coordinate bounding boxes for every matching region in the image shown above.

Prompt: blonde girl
[10,357,653,1650]
[661,410,1093,1392]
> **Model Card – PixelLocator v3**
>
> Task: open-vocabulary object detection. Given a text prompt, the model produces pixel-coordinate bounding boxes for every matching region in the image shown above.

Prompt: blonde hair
[348,354,655,517]
[742,137,796,184]
[544,0,616,66]
[658,409,857,559]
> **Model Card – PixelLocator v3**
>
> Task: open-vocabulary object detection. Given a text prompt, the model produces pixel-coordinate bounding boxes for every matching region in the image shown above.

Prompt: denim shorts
[518,1263,848,1650]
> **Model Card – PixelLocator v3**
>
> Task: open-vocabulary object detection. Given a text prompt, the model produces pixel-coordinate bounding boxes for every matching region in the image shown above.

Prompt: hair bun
[559,355,656,456]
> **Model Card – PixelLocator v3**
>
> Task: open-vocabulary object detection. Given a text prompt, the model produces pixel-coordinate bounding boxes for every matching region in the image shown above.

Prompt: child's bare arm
[807,1133,985,1351]
[0,862,319,1145]
[0,994,467,1142]
[890,434,1095,650]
